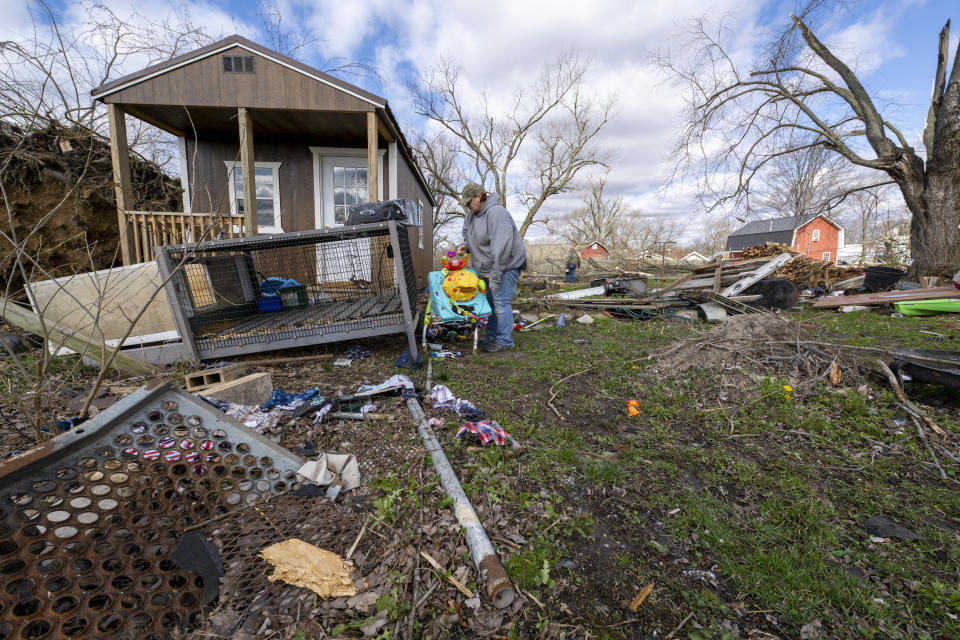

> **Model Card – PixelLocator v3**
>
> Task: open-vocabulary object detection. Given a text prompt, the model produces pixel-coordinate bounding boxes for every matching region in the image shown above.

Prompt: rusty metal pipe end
[480,554,516,608]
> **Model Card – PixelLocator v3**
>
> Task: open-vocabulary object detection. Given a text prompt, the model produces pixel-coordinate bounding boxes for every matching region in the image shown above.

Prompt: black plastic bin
[863,266,905,291]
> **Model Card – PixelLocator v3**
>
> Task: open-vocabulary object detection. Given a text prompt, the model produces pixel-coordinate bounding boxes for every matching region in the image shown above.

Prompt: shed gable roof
[91,35,384,108]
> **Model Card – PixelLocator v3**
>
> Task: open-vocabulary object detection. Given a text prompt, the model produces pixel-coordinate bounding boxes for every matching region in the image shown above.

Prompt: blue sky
[7,0,959,242]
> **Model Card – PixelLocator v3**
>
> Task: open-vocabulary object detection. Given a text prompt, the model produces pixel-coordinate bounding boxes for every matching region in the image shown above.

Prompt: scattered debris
[628,583,653,611]
[171,532,225,603]
[260,538,359,598]
[863,516,919,541]
[296,452,361,496]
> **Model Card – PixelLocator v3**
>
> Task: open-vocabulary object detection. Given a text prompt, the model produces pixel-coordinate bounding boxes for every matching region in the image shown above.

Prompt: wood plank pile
[740,242,862,288]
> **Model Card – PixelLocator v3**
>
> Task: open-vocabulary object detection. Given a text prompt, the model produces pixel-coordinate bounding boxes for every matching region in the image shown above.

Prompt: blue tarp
[426,269,492,323]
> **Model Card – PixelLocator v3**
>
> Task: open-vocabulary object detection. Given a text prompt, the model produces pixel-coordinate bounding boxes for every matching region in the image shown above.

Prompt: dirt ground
[1,307,958,639]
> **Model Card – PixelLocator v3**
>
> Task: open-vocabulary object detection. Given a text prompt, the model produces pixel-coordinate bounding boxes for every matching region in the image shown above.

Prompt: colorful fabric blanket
[456,420,511,446]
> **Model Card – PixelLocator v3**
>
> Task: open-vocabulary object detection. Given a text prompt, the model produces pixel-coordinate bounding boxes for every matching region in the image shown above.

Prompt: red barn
[724,214,845,263]
[579,241,610,261]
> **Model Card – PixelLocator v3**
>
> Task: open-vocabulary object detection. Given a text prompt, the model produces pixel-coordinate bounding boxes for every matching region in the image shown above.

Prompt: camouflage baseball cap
[459,183,485,207]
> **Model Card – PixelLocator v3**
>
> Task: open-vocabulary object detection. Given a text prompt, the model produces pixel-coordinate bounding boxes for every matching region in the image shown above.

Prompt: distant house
[580,242,610,261]
[724,214,844,263]
[679,250,709,265]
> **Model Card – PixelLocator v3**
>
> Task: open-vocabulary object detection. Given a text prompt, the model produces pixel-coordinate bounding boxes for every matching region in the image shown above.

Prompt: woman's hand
[456,244,467,255]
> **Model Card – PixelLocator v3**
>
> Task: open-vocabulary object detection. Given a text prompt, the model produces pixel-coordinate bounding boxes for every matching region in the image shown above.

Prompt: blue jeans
[565,264,576,283]
[482,268,520,348]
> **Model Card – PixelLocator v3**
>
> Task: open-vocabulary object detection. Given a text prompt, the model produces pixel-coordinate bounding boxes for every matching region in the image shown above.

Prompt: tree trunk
[906,57,960,276]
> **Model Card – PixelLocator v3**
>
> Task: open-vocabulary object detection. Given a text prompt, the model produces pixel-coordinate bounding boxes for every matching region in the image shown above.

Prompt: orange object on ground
[627,400,639,416]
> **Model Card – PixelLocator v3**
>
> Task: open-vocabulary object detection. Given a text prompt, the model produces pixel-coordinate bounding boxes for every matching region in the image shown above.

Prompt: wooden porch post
[107,104,135,265]
[367,111,378,202]
[238,107,258,236]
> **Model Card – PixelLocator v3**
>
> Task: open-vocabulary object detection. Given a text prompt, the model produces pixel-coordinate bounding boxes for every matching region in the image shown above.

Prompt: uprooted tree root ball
[651,314,867,387]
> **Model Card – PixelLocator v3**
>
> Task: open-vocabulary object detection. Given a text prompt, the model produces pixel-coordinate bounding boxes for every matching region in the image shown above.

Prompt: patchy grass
[426,309,960,638]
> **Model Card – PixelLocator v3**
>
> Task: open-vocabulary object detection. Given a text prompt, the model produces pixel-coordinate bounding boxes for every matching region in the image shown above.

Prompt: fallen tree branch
[909,415,947,480]
[875,359,946,436]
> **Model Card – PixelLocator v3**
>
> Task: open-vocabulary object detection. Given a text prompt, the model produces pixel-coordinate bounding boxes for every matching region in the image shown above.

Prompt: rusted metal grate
[199,494,365,637]
[0,384,301,640]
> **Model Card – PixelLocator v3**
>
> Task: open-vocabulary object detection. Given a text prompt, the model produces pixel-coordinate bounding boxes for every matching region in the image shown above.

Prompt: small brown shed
[91,35,435,286]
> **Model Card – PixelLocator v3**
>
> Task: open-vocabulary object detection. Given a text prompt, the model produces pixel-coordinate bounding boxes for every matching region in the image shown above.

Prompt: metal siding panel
[283,67,303,109]
[267,60,285,108]
[168,67,189,105]
[200,55,220,105]
[235,70,254,106]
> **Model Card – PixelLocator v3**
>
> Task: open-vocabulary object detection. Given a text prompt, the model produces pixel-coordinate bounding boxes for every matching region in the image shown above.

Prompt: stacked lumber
[742,242,792,259]
[738,243,861,288]
[772,257,860,289]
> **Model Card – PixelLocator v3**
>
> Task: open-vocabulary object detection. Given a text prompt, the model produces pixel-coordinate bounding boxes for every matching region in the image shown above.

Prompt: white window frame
[224,160,284,234]
[811,229,820,242]
[822,251,831,261]
[309,147,384,228]
[415,198,424,249]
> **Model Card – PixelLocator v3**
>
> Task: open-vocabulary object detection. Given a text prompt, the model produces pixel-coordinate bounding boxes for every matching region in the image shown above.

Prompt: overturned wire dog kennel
[157,222,419,361]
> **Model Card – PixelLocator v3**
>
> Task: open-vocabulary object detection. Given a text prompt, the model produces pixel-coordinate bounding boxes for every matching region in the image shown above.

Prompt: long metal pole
[405,397,516,608]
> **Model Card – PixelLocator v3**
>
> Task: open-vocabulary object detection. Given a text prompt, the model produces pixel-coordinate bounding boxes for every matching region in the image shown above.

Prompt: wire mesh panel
[156,222,419,361]
[0,384,302,640]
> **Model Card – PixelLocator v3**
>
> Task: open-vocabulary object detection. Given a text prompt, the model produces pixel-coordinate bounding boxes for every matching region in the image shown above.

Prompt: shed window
[822,251,831,261]
[222,55,254,74]
[225,161,283,233]
[811,229,820,242]
[415,199,424,249]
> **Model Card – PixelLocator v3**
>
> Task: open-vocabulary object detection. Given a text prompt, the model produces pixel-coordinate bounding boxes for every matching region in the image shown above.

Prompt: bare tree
[410,131,467,247]
[549,174,635,248]
[411,51,614,237]
[661,5,960,274]
[694,214,735,256]
[753,137,852,221]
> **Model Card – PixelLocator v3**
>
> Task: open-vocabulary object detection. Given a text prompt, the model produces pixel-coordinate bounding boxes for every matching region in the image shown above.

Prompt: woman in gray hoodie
[457,183,527,352]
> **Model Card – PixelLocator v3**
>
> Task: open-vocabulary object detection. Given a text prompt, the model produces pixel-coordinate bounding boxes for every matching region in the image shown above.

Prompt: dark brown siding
[396,156,434,288]
[104,46,374,112]
[183,131,434,287]
[185,135,315,232]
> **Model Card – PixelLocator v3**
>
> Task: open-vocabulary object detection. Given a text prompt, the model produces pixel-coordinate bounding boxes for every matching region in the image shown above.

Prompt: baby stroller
[422,253,492,354]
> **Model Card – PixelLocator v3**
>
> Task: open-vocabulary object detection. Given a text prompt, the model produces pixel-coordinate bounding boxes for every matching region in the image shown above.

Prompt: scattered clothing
[395,349,423,369]
[344,345,374,361]
[356,375,415,396]
[430,350,462,359]
[202,399,284,437]
[556,313,567,328]
[430,385,485,419]
[456,420,511,446]
[312,403,334,424]
[359,404,377,415]
[261,388,319,411]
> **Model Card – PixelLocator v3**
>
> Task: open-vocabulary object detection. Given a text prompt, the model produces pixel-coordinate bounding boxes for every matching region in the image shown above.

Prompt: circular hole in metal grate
[11,597,41,617]
[60,618,88,637]
[19,620,52,638]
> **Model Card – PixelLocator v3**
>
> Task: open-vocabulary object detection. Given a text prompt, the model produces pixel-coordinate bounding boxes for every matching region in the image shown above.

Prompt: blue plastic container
[257,296,283,313]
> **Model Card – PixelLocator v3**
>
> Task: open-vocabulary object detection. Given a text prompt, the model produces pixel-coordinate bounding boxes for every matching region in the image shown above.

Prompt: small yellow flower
[785,394,792,400]
[783,385,793,392]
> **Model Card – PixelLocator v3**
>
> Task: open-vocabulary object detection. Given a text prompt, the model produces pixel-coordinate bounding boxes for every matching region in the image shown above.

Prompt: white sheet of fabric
[430,385,456,408]
[312,404,334,424]
[225,404,284,435]
[359,404,377,414]
[355,374,414,396]
[296,453,361,492]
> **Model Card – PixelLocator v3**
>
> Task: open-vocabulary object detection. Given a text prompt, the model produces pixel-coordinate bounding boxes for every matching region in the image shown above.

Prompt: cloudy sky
[2,0,957,243]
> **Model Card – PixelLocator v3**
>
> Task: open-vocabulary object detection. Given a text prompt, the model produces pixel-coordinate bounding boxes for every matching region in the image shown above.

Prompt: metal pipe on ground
[405,396,516,608]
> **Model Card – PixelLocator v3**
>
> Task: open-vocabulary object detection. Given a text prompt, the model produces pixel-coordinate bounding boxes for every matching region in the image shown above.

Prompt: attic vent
[222,55,254,74]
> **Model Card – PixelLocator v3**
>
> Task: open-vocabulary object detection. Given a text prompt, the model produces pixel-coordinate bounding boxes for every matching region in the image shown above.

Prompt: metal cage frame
[156,222,420,362]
